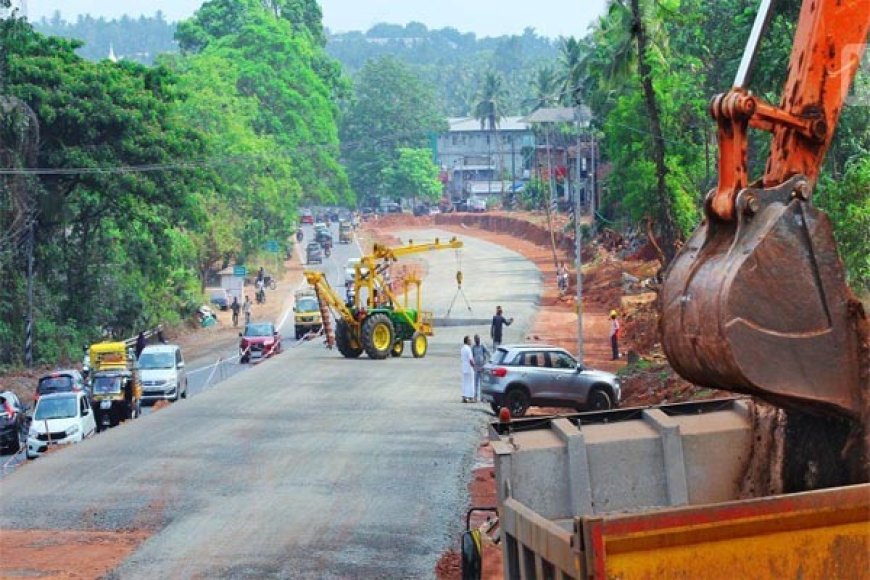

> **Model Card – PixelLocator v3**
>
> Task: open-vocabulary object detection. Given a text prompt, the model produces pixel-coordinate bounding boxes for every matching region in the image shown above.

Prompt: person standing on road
[471,335,490,402]
[460,336,475,403]
[243,295,252,324]
[230,297,241,327]
[610,310,621,360]
[490,306,514,350]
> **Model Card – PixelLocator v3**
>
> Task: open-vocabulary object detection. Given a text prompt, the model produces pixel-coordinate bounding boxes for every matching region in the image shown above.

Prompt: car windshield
[38,375,74,393]
[93,376,123,394]
[244,324,274,337]
[210,291,225,300]
[308,243,320,251]
[138,352,175,369]
[297,298,318,312]
[34,396,78,420]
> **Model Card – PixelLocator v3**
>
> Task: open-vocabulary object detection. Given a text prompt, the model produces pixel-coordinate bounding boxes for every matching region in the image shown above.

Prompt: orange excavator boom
[661,0,869,420]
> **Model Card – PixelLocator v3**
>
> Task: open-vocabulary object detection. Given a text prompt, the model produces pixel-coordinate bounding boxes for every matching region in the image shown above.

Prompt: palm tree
[526,65,559,112]
[473,70,507,131]
[593,0,678,263]
[473,71,508,201]
[557,36,589,105]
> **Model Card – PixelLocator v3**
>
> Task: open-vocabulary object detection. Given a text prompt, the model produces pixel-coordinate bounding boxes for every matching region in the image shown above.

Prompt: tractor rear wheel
[335,320,363,358]
[391,340,404,357]
[411,332,428,358]
[361,314,394,359]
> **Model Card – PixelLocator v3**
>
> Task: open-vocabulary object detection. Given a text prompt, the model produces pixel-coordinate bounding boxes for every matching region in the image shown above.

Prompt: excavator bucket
[660,177,867,420]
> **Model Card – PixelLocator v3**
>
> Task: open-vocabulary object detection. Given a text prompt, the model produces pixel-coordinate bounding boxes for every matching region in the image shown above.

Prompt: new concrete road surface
[0,228,541,578]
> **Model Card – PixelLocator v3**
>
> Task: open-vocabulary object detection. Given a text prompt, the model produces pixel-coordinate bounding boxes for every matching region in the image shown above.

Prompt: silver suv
[480,344,620,417]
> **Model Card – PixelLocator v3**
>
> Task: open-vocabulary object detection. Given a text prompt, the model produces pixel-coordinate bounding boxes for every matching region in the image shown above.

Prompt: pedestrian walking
[243,295,252,324]
[460,336,475,403]
[134,331,147,359]
[230,296,241,327]
[557,262,569,296]
[610,309,621,360]
[471,335,490,402]
[490,305,514,350]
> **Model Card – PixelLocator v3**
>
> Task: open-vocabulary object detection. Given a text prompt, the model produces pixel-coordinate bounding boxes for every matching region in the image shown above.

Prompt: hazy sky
[28,0,609,38]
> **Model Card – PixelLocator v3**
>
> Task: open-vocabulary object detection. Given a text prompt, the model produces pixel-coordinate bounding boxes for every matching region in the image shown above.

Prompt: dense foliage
[339,56,444,205]
[328,23,559,115]
[0,1,347,366]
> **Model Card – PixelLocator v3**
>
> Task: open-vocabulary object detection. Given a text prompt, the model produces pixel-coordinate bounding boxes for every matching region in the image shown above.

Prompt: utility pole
[574,118,584,362]
[25,219,33,368]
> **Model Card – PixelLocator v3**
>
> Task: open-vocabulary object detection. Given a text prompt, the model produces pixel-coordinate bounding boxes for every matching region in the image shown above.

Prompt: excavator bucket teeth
[661,178,866,419]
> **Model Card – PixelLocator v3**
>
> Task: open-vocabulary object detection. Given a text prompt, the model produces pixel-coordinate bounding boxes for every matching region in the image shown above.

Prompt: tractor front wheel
[335,320,363,358]
[361,314,395,360]
[411,332,428,358]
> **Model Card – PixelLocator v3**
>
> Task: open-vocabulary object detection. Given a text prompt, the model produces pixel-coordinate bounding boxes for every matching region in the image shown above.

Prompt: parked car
[27,391,96,458]
[452,199,469,212]
[480,344,621,417]
[468,197,487,212]
[138,344,188,403]
[306,241,323,264]
[428,206,441,216]
[239,322,282,363]
[413,204,429,217]
[35,370,87,401]
[382,202,402,214]
[0,391,29,454]
[300,209,314,224]
[209,288,230,311]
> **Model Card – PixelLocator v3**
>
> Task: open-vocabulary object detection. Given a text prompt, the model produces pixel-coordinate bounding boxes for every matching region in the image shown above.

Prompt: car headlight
[65,425,80,437]
[263,340,274,346]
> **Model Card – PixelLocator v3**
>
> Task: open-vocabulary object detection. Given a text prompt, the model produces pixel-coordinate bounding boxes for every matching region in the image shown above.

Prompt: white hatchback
[27,391,97,458]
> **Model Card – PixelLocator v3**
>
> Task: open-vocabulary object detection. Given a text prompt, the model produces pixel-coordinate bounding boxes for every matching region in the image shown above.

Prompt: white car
[138,344,188,402]
[27,391,96,458]
[468,197,487,212]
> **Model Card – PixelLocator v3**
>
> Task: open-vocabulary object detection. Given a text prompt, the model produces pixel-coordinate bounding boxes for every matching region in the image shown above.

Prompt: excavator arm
[661,0,869,420]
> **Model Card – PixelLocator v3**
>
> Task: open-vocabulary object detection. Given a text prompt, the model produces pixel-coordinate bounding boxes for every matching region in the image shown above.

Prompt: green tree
[381,148,443,206]
[340,56,444,202]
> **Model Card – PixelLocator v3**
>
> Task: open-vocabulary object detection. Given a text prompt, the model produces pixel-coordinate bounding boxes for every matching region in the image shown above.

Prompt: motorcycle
[324,245,332,258]
[256,286,266,304]
[296,229,303,243]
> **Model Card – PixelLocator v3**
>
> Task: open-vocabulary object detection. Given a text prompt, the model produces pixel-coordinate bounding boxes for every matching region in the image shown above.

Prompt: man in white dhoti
[460,336,475,403]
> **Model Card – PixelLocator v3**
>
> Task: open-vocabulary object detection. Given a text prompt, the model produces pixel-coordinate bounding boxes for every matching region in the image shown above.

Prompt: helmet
[609,310,618,318]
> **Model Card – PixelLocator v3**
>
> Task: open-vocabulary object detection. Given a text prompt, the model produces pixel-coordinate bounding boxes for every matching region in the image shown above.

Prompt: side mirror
[239,332,243,337]
[177,362,185,369]
[293,307,297,312]
[273,331,279,336]
[82,407,90,416]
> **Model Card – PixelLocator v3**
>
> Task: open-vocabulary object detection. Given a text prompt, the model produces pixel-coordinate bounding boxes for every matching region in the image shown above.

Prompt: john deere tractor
[304,237,463,359]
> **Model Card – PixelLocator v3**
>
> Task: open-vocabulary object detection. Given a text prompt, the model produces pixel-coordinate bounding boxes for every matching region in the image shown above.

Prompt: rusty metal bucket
[660,176,867,420]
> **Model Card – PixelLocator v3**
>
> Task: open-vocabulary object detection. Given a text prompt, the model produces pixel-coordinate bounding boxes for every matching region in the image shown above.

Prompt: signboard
[233,265,247,277]
[265,240,280,253]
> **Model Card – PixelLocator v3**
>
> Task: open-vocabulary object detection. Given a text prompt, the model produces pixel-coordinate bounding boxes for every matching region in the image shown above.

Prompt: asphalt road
[0,227,541,578]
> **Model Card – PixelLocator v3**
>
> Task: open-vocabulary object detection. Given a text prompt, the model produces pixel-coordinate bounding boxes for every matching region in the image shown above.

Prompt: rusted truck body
[490,399,869,579]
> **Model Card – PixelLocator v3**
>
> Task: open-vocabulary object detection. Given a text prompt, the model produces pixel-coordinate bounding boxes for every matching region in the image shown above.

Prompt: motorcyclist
[296,229,303,242]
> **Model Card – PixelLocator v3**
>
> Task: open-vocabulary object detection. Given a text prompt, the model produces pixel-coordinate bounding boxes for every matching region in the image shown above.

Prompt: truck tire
[391,340,404,357]
[505,388,530,417]
[410,332,428,358]
[335,320,363,358]
[361,313,394,359]
[586,387,612,411]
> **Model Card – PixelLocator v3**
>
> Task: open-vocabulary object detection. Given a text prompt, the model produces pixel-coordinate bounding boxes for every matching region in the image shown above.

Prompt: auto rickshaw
[88,342,142,431]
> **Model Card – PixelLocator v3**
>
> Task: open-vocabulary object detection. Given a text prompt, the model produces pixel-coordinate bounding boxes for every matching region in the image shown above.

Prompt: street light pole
[25,220,34,368]
[574,119,584,362]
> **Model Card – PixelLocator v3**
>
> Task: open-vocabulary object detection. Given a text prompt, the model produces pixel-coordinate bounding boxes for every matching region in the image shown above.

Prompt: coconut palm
[526,65,560,112]
[473,70,507,131]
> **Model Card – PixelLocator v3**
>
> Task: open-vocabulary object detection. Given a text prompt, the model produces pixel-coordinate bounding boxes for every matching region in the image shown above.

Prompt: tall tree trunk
[630,0,678,265]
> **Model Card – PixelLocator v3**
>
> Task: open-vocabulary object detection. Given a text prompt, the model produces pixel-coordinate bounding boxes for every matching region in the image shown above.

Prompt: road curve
[0,228,541,578]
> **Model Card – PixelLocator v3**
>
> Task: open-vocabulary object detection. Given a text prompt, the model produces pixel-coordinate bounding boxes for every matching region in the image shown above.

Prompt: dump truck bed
[490,399,869,579]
